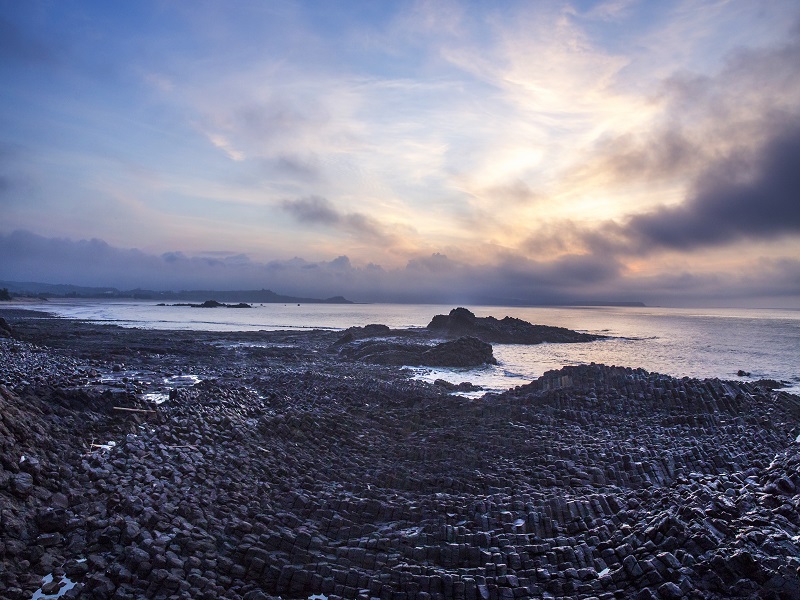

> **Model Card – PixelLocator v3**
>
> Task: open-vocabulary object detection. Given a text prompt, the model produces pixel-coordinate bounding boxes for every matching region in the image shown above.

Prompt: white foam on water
[141,392,169,404]
[164,374,202,386]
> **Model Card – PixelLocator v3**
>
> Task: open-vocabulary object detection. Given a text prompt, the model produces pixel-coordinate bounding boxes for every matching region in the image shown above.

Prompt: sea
[10,299,800,395]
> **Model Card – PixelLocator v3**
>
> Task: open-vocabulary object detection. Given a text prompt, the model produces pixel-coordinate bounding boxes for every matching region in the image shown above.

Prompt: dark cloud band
[628,121,800,250]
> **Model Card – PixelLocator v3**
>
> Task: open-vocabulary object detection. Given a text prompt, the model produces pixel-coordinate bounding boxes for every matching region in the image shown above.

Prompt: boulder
[11,472,34,497]
[36,508,69,533]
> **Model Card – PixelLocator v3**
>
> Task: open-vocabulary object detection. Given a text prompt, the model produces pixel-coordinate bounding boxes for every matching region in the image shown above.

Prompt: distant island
[0,281,354,304]
[159,300,253,309]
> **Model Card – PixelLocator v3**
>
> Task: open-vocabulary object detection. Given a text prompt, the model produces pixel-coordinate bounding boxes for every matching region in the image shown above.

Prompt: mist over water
[18,299,800,395]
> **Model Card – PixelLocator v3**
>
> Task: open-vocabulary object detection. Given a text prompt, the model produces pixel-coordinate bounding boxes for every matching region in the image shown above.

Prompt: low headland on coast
[1,306,800,600]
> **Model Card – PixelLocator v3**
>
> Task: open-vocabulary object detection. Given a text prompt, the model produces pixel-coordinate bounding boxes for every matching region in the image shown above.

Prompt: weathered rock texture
[1,309,800,600]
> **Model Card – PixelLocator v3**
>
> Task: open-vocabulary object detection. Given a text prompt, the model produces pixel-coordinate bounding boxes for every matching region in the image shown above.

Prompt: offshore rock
[427,307,602,344]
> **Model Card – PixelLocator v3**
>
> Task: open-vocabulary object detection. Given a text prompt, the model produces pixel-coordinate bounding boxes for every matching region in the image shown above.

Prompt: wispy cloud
[206,132,245,161]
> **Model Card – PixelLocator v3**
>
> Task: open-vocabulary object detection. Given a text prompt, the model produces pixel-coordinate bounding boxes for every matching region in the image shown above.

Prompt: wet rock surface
[427,308,603,344]
[2,308,800,599]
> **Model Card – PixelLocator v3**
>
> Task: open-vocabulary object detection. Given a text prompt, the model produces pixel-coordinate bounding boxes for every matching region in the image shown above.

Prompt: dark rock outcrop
[0,317,15,338]
[433,379,483,392]
[341,336,497,367]
[330,324,392,348]
[421,335,498,367]
[427,307,602,344]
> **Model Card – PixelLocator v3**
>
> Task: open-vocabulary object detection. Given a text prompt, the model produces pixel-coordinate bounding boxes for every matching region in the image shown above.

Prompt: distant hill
[0,281,354,304]
[0,281,118,297]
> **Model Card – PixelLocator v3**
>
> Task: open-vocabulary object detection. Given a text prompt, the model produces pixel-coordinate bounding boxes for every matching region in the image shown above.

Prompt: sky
[1,0,800,306]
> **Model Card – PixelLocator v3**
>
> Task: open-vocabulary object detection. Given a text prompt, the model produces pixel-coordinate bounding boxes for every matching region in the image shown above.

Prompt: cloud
[280,196,391,243]
[3,1,800,309]
[1,230,798,307]
[580,0,638,22]
[552,7,800,225]
[281,195,339,225]
[626,120,800,251]
[205,133,245,161]
[585,128,699,184]
[545,20,800,256]
[275,154,321,181]
[482,179,541,205]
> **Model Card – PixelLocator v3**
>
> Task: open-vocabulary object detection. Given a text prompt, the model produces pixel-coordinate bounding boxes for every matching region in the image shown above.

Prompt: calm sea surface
[13,299,800,395]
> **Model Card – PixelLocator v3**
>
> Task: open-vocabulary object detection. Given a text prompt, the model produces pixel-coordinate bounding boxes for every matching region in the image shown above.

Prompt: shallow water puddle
[164,374,202,386]
[30,573,77,599]
[136,373,203,404]
[140,391,169,404]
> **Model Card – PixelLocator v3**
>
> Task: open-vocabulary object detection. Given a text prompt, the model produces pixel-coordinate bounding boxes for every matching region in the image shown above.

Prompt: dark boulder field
[2,308,800,599]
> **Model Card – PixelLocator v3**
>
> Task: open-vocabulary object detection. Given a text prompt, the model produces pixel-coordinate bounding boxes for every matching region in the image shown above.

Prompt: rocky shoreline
[2,308,800,599]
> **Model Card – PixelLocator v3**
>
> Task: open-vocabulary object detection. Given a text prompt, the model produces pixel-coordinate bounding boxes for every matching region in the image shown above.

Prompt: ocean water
[12,299,800,395]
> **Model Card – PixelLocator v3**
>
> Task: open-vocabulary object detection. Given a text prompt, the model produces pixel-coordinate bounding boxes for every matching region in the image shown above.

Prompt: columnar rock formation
[1,310,799,599]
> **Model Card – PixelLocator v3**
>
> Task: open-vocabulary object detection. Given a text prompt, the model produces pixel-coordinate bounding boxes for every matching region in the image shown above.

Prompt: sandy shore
[1,308,800,599]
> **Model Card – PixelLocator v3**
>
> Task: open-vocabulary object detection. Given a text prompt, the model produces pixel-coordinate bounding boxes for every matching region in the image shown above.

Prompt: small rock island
[158,300,252,308]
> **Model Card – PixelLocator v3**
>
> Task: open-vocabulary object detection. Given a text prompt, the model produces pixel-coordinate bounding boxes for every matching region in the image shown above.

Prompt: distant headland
[0,280,647,307]
[0,281,353,304]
